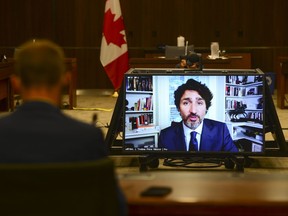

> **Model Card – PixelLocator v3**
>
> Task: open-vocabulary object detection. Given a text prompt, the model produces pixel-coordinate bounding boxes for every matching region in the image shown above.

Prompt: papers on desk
[207,55,244,60]
[207,55,228,60]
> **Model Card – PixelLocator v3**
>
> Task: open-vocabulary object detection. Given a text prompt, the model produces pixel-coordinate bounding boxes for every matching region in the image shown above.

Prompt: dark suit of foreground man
[0,39,127,215]
[158,78,238,152]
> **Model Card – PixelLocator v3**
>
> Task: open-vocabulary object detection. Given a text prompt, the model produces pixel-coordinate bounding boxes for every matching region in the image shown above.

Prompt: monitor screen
[122,68,265,156]
[165,45,194,59]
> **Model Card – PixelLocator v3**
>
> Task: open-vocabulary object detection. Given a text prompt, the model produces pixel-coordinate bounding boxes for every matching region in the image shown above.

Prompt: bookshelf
[124,75,160,149]
[225,75,264,152]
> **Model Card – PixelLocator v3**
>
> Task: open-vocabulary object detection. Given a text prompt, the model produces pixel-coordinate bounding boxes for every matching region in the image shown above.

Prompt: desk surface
[129,53,251,69]
[116,157,288,216]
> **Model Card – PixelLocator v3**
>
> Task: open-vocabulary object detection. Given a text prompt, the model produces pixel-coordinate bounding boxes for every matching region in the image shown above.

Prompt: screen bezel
[121,68,266,158]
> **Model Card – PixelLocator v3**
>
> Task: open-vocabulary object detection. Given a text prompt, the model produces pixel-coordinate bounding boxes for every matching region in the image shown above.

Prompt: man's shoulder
[0,112,17,126]
[161,121,182,133]
[0,105,101,135]
[61,114,103,134]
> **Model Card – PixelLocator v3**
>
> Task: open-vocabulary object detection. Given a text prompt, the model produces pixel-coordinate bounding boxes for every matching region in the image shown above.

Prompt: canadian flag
[100,0,129,91]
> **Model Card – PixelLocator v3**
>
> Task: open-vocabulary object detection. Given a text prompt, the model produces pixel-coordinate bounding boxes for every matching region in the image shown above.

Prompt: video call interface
[123,72,265,154]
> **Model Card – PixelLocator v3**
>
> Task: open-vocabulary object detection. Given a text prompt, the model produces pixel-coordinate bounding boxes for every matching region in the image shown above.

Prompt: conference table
[116,156,288,216]
[129,53,251,69]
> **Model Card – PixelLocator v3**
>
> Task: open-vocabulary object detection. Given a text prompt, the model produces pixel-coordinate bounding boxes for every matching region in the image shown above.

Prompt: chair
[0,158,121,216]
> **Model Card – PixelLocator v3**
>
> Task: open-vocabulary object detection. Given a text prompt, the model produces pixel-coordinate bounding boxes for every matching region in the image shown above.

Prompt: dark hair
[174,78,213,110]
[186,53,200,66]
[14,39,66,87]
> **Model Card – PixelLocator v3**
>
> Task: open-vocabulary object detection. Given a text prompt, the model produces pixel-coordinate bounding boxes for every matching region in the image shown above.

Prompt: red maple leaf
[103,9,126,47]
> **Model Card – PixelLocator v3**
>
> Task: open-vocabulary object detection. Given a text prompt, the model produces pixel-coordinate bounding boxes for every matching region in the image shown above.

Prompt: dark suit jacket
[0,101,108,162]
[158,119,238,152]
[0,101,127,216]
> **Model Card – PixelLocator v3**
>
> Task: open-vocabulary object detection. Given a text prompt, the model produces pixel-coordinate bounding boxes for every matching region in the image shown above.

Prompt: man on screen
[158,78,238,152]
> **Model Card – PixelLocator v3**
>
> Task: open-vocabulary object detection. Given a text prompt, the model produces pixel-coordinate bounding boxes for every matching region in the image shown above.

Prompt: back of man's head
[14,39,66,88]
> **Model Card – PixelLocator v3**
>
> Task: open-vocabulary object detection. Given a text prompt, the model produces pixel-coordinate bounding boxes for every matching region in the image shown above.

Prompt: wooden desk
[118,157,288,216]
[2,58,78,110]
[120,171,288,216]
[202,53,251,69]
[129,57,179,68]
[0,61,14,111]
[129,53,251,69]
[276,56,288,109]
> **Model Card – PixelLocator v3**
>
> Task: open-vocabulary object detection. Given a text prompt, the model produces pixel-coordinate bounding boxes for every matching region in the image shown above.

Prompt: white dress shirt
[183,121,203,151]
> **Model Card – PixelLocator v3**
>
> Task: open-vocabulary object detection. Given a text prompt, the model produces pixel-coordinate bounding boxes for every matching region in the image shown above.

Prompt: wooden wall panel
[121,0,142,46]
[53,0,78,46]
[0,0,288,89]
[0,0,54,46]
[64,48,112,89]
[52,0,108,89]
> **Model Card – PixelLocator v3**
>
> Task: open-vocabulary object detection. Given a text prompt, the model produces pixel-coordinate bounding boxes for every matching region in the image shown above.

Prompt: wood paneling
[0,0,54,46]
[0,0,288,89]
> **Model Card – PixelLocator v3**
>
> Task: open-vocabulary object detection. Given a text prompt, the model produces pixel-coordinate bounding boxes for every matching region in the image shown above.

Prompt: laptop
[165,45,194,59]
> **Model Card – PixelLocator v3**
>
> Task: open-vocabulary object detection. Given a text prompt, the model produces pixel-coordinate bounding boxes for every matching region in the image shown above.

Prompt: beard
[182,113,203,130]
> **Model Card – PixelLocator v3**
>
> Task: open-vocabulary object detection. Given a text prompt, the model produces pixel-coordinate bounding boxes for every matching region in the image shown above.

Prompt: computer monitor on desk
[122,69,266,158]
[106,67,287,171]
[165,45,194,59]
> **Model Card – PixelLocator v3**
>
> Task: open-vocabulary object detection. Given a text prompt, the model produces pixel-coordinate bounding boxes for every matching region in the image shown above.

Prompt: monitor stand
[138,155,160,172]
[138,155,247,172]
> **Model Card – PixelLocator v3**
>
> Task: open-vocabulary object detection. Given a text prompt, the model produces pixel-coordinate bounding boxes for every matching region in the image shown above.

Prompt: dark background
[0,0,287,89]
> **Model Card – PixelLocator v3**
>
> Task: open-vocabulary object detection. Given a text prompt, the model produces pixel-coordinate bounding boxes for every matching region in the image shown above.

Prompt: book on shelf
[133,96,153,111]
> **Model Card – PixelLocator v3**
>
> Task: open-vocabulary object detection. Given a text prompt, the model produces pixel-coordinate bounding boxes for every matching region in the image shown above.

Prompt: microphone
[92,113,98,126]
[185,41,188,55]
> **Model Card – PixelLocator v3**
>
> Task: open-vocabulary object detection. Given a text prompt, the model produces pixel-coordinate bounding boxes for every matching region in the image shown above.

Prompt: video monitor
[165,45,194,59]
[122,68,266,157]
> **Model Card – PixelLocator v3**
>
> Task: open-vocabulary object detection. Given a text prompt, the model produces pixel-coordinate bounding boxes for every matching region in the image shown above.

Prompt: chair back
[0,158,121,216]
[280,60,288,75]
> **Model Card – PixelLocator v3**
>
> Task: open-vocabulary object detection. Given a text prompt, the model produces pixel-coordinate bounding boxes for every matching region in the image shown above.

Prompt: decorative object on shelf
[229,103,247,122]
[225,74,264,152]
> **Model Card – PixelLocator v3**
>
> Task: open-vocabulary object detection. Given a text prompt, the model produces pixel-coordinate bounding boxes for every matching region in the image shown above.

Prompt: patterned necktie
[189,131,198,151]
